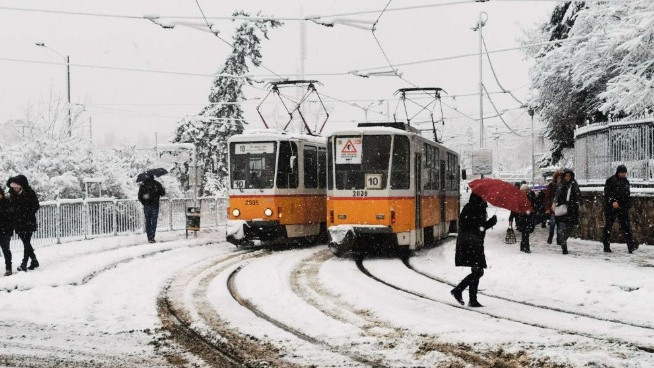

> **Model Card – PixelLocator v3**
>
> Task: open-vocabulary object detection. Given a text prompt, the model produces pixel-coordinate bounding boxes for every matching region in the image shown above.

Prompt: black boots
[561,245,569,254]
[451,289,464,305]
[4,268,11,276]
[468,300,484,308]
[28,259,39,270]
[17,258,39,272]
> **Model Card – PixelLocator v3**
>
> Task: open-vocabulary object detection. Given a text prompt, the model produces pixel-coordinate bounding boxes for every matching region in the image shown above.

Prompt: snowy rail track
[356,256,654,355]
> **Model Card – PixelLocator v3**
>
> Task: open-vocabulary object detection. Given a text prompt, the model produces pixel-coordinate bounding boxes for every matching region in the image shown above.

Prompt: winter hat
[7,175,30,189]
[616,165,628,174]
[520,184,530,193]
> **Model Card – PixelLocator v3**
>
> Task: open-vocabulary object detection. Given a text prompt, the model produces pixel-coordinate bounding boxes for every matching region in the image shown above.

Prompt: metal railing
[574,114,654,184]
[7,197,228,252]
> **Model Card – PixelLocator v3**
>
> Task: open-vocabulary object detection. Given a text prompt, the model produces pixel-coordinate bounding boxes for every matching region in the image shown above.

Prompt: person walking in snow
[544,170,562,245]
[138,174,165,243]
[451,193,497,308]
[6,175,40,271]
[509,184,536,253]
[0,187,14,276]
[553,169,581,255]
[602,165,637,253]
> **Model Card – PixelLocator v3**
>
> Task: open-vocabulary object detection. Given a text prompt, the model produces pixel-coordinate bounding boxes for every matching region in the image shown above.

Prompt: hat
[616,165,628,174]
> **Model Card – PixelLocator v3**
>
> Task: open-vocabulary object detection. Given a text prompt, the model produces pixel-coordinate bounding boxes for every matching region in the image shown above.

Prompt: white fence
[575,115,654,184]
[7,197,228,252]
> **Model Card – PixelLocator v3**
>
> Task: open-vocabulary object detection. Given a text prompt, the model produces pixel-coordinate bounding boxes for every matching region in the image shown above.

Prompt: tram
[226,130,327,247]
[326,122,460,256]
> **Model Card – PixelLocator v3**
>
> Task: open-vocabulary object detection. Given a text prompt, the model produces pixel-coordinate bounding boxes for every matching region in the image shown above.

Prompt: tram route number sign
[471,149,493,175]
[336,138,362,164]
[235,142,275,155]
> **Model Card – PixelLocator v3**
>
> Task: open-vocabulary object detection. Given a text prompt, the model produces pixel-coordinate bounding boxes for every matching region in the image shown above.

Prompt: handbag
[553,186,572,217]
[505,225,517,244]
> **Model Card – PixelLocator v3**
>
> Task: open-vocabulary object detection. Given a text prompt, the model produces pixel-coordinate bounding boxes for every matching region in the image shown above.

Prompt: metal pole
[478,13,484,149]
[66,55,72,137]
[193,146,198,206]
[530,109,535,184]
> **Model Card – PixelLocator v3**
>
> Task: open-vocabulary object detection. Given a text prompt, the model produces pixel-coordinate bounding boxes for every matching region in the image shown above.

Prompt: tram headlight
[232,208,241,217]
[264,208,273,217]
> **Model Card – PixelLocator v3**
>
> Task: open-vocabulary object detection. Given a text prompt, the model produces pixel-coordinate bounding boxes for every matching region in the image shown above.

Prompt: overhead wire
[481,35,525,107]
[482,83,528,137]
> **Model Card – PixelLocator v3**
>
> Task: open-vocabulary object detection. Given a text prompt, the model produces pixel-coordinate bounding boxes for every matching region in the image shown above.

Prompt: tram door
[440,160,447,223]
[414,153,423,246]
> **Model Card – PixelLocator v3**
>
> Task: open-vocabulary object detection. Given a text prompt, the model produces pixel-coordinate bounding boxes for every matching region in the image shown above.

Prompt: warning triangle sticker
[341,139,358,153]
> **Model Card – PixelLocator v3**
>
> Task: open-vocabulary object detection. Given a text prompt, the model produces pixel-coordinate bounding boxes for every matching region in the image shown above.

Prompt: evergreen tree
[173,12,281,195]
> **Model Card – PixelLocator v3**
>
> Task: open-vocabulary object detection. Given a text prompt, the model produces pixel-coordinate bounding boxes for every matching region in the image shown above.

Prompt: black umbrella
[136,168,169,183]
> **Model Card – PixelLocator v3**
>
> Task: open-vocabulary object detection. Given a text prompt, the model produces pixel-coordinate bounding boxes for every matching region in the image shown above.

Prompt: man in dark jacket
[138,175,165,243]
[451,193,497,307]
[7,175,40,271]
[553,169,581,255]
[509,184,536,253]
[603,165,637,253]
[0,187,14,276]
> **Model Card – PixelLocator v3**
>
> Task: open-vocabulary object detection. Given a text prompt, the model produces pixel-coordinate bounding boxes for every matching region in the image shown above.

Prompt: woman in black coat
[553,169,581,255]
[0,187,14,276]
[7,175,40,271]
[451,193,497,307]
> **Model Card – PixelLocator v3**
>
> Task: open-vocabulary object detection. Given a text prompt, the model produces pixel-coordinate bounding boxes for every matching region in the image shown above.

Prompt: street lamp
[35,42,72,137]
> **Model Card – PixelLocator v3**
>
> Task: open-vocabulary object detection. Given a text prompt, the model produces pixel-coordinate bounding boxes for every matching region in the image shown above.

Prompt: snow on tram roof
[228,129,326,145]
[330,126,414,136]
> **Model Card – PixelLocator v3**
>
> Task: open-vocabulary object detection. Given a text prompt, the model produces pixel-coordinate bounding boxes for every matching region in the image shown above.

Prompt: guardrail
[574,114,654,184]
[7,197,228,252]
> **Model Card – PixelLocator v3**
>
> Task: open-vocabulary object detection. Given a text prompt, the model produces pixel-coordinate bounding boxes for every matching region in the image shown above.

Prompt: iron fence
[7,197,228,252]
[574,115,654,184]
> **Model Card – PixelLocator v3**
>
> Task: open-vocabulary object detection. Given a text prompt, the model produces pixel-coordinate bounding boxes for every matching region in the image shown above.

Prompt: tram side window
[304,146,318,189]
[391,135,410,189]
[423,144,440,190]
[277,141,299,189]
[318,148,327,189]
[327,138,333,190]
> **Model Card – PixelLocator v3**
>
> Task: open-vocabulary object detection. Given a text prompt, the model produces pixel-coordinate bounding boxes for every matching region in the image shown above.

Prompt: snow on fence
[7,197,228,252]
[575,114,654,184]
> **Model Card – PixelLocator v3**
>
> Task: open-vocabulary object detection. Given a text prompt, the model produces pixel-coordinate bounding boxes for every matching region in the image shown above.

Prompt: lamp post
[35,42,71,137]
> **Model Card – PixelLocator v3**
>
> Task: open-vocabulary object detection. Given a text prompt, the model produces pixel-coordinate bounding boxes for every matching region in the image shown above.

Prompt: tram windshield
[334,135,392,190]
[229,142,277,189]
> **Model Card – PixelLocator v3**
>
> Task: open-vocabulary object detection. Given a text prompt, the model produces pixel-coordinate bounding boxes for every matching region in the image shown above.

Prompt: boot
[523,247,531,254]
[17,260,28,272]
[4,268,11,276]
[547,236,553,245]
[28,259,39,270]
[561,245,568,255]
[450,289,464,306]
[468,300,484,308]
[603,245,612,253]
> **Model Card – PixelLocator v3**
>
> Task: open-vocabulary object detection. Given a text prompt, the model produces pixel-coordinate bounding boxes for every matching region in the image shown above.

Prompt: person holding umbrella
[138,172,166,243]
[451,193,497,308]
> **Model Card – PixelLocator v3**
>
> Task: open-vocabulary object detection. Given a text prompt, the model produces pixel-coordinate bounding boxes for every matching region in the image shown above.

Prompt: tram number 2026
[352,190,368,197]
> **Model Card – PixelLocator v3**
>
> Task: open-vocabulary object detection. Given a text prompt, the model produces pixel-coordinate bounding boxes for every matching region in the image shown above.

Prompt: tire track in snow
[356,257,654,354]
[403,256,654,332]
[227,261,380,367]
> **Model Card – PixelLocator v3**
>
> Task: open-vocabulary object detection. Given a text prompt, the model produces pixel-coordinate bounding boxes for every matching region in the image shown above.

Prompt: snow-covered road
[1,210,653,367]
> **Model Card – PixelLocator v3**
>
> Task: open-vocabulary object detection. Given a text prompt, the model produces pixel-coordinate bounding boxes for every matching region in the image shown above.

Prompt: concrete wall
[577,190,654,245]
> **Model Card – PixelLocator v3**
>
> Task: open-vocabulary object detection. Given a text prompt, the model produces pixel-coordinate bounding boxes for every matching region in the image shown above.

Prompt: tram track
[355,257,654,354]
[227,259,379,367]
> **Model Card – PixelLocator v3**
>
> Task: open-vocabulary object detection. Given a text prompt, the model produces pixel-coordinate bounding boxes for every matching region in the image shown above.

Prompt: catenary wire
[482,83,528,137]
[482,35,525,107]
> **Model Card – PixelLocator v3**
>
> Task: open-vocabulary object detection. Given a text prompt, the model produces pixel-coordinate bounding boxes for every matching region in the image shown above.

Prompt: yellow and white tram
[226,130,327,246]
[326,122,460,256]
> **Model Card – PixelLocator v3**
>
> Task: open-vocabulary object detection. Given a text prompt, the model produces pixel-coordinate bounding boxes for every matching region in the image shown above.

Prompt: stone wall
[577,190,654,245]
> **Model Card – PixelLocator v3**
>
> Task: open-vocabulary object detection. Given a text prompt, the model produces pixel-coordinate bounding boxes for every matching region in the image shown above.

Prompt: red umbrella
[468,178,534,214]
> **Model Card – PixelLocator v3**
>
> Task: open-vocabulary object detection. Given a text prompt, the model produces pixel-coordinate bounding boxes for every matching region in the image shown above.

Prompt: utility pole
[529,108,536,184]
[66,55,71,137]
[472,12,487,148]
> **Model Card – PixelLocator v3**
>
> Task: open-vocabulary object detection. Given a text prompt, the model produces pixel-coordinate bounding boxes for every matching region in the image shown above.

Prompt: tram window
[304,146,318,189]
[229,142,276,189]
[327,138,333,190]
[318,148,327,189]
[277,141,299,189]
[335,135,390,190]
[391,135,410,189]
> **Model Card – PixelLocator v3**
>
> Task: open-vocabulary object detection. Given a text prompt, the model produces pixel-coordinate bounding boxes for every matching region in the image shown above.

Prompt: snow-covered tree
[173,12,282,196]
[525,1,654,163]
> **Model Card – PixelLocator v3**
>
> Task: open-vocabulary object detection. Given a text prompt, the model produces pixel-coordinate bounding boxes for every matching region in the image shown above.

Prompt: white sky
[0,0,555,151]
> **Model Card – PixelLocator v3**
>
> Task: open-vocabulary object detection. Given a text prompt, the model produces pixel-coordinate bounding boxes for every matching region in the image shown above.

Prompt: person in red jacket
[544,170,562,245]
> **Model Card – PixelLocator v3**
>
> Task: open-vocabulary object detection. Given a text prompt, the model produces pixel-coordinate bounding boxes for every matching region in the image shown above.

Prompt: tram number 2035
[245,199,260,205]
[352,190,368,197]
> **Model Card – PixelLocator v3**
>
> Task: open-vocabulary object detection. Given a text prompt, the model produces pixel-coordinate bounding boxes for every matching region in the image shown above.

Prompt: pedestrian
[0,187,14,276]
[6,175,40,271]
[138,174,165,243]
[509,184,536,253]
[553,169,581,255]
[544,170,562,245]
[451,193,497,308]
[602,165,638,253]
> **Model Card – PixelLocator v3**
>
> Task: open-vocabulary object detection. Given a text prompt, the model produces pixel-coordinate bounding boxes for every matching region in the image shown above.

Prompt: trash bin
[186,206,201,238]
